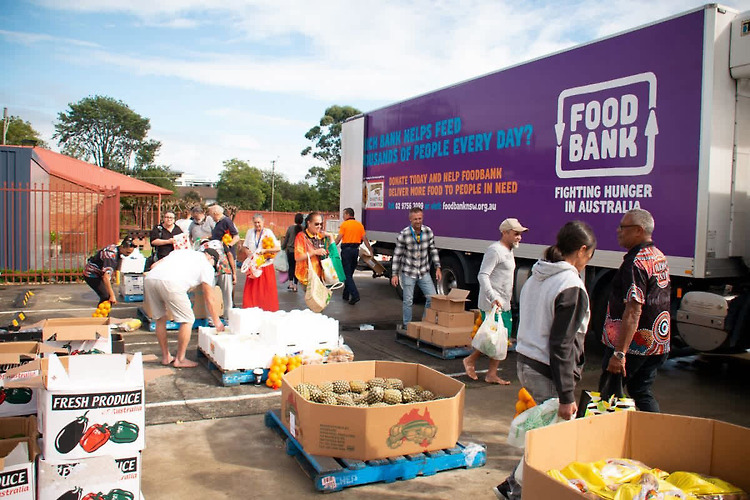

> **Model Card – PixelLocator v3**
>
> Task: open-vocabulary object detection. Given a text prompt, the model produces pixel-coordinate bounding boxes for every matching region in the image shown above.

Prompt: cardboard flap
[430,288,470,302]
[0,441,29,469]
[43,317,111,342]
[46,352,143,390]
[2,358,44,388]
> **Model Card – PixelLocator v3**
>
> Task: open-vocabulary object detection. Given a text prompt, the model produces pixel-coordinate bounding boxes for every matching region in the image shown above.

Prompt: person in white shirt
[463,218,527,385]
[144,248,224,367]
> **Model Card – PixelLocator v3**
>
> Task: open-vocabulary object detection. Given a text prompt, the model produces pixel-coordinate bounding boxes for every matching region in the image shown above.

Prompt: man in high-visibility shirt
[335,208,374,305]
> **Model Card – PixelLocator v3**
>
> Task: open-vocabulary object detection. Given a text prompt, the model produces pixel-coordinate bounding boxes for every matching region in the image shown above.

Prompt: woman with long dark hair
[294,212,330,287]
[281,213,304,292]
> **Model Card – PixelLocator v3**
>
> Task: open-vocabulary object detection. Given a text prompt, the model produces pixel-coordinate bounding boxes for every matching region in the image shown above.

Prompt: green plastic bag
[326,238,346,282]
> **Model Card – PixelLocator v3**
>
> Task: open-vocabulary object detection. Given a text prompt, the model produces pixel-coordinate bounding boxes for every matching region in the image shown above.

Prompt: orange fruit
[526,400,537,408]
[518,387,533,403]
[515,400,526,414]
[266,379,273,387]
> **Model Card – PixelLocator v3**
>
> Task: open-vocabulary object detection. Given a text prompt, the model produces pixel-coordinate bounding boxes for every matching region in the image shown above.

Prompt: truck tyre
[438,255,465,295]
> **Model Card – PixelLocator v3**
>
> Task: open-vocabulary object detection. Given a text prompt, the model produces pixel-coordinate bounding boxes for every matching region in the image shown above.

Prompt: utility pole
[2,108,8,145]
[270,158,278,213]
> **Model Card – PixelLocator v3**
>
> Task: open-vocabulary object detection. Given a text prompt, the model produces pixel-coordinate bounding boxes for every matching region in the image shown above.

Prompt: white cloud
[0,29,100,48]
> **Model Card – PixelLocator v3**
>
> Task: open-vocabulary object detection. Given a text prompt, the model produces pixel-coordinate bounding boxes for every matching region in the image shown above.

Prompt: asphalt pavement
[1,272,749,499]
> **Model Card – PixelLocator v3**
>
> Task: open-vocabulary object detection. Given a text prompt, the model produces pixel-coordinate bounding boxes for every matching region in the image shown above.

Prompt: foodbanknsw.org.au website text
[441,201,497,212]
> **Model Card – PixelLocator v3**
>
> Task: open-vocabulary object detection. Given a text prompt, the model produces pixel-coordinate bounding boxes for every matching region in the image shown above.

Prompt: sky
[2,0,750,184]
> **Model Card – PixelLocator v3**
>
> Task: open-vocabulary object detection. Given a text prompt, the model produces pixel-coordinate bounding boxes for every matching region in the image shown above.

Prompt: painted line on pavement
[146,391,280,408]
[447,369,488,377]
[0,306,139,315]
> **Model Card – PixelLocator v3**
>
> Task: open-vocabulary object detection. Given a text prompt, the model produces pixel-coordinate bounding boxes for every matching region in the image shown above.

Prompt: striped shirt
[84,244,119,278]
[392,225,440,279]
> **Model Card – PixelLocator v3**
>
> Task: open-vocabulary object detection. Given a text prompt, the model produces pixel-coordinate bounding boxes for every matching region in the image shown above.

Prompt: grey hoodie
[516,260,590,404]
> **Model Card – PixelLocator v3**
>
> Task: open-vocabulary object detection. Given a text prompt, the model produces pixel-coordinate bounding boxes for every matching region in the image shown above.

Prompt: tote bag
[305,255,333,312]
[326,238,346,282]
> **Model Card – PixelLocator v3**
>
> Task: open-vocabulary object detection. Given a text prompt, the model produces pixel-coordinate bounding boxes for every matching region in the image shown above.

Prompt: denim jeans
[400,272,436,325]
[601,346,668,412]
[340,245,360,300]
[505,361,558,499]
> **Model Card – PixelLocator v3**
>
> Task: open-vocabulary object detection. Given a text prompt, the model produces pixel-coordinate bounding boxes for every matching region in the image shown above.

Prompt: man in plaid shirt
[391,207,442,328]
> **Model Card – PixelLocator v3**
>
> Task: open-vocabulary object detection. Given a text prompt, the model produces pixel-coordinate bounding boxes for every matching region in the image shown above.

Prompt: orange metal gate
[0,182,120,283]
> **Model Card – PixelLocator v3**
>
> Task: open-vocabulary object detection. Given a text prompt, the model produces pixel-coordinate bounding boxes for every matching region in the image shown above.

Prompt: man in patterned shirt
[601,208,670,412]
[391,207,442,329]
[83,237,137,306]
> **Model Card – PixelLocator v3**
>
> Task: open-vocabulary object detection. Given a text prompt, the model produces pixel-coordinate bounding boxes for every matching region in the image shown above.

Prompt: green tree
[134,165,178,193]
[134,139,163,171]
[216,158,266,209]
[3,115,48,147]
[54,95,151,171]
[301,105,361,167]
[305,164,340,211]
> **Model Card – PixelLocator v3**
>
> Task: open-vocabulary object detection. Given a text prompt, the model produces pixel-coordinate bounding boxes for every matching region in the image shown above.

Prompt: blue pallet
[137,308,225,332]
[196,347,269,387]
[264,409,486,492]
[394,332,473,360]
[120,294,144,303]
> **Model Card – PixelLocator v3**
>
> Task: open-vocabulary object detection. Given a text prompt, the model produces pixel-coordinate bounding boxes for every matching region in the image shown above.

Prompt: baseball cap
[499,218,528,232]
[201,248,221,271]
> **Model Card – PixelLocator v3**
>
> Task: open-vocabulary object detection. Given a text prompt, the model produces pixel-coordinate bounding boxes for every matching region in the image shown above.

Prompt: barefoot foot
[173,358,198,368]
[161,355,174,366]
[485,375,511,385]
[463,357,478,380]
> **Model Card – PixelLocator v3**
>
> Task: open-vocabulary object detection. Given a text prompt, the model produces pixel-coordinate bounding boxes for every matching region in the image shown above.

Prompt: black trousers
[340,244,360,300]
[600,346,668,412]
[84,276,110,305]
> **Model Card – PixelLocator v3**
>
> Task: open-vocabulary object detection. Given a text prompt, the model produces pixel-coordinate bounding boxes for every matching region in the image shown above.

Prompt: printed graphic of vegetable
[80,423,111,453]
[55,412,89,454]
[386,420,437,448]
[108,420,139,443]
[105,489,135,500]
[81,493,106,500]
[4,388,33,404]
[57,487,83,500]
[0,389,5,404]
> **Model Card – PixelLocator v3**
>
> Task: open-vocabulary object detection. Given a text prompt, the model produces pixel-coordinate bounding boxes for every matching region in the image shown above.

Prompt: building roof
[30,147,172,196]
[175,185,218,201]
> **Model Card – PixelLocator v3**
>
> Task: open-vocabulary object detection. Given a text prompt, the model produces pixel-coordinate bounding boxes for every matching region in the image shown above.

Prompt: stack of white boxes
[197,308,340,371]
[120,249,146,302]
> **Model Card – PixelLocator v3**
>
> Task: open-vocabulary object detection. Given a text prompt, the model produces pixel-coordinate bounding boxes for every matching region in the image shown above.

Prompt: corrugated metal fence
[0,182,120,283]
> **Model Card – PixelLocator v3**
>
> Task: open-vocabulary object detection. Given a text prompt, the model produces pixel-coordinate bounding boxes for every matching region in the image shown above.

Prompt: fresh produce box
[0,416,38,500]
[0,342,64,418]
[37,453,141,500]
[43,317,113,355]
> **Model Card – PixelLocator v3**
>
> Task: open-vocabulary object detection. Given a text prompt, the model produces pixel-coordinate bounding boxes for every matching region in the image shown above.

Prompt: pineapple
[318,381,334,393]
[353,392,368,405]
[402,387,417,403]
[310,387,324,403]
[336,394,355,406]
[385,378,404,391]
[383,389,403,405]
[332,380,350,394]
[320,393,338,406]
[419,390,436,401]
[367,377,386,390]
[294,383,312,401]
[366,386,384,405]
[349,380,367,393]
[370,402,389,408]
[409,385,425,393]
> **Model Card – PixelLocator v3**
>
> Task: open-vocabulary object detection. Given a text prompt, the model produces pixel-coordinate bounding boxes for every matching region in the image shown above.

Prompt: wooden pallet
[196,347,269,387]
[265,409,485,493]
[395,332,472,360]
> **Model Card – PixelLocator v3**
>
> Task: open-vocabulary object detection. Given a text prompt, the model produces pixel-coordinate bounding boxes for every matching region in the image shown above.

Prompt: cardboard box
[10,354,145,462]
[358,248,386,276]
[428,324,472,347]
[429,288,470,313]
[0,343,64,418]
[405,321,423,339]
[189,285,224,319]
[120,249,146,274]
[425,309,474,328]
[281,361,465,461]
[0,416,38,500]
[198,327,276,370]
[523,411,750,500]
[43,317,112,354]
[121,274,144,296]
[38,453,141,500]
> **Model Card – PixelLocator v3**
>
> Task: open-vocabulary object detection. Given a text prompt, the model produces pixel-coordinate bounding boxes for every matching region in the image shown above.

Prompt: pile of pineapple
[294,377,443,407]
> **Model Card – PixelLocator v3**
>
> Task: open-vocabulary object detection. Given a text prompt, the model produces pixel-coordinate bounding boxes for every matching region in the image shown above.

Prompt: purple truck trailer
[339,4,750,353]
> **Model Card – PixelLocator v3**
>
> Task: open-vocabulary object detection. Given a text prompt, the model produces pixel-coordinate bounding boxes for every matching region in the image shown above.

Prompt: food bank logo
[555,72,658,178]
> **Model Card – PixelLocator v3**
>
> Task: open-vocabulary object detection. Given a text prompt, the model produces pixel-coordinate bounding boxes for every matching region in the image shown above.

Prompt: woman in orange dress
[294,212,331,286]
[241,214,280,311]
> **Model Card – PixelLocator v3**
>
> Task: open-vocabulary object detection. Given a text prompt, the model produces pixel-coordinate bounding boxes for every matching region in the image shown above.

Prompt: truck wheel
[438,256,465,294]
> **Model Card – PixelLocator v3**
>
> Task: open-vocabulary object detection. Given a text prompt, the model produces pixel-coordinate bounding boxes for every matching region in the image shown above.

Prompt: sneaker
[348,297,360,305]
[396,323,407,334]
[492,480,511,499]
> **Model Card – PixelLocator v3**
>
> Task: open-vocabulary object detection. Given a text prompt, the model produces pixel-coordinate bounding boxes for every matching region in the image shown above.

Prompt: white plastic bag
[471,306,508,360]
[273,251,289,273]
[507,398,560,448]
